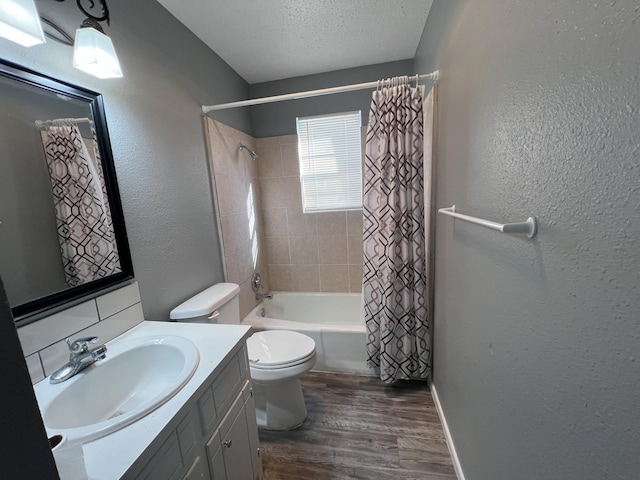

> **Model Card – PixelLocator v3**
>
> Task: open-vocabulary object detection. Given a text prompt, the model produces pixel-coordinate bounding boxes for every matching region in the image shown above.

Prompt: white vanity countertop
[58,320,252,480]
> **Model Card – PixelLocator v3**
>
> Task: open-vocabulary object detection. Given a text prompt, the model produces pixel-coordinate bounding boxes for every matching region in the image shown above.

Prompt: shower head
[239,143,259,161]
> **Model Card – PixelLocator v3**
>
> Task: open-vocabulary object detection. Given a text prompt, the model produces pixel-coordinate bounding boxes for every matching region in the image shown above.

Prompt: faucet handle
[66,336,99,354]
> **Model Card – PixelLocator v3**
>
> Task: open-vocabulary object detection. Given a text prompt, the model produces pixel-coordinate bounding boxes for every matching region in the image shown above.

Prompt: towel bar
[438,205,537,238]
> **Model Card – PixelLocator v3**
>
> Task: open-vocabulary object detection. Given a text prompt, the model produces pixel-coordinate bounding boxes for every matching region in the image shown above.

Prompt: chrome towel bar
[438,205,537,238]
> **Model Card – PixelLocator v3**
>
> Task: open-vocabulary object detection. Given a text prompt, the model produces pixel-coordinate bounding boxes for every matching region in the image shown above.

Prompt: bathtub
[242,292,376,376]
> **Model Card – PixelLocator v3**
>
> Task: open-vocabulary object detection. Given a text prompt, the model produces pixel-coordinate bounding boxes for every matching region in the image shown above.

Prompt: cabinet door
[209,445,227,480]
[140,433,183,480]
[221,397,254,479]
[244,387,263,479]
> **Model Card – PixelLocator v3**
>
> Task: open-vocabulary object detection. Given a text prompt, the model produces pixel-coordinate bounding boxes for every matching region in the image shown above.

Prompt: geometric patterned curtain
[362,77,431,383]
[39,123,121,286]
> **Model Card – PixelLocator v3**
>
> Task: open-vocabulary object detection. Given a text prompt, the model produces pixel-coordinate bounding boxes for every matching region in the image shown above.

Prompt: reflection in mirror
[35,118,122,286]
[0,60,133,323]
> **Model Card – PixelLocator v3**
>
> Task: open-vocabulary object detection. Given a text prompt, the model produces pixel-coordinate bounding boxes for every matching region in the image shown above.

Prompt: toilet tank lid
[169,283,241,320]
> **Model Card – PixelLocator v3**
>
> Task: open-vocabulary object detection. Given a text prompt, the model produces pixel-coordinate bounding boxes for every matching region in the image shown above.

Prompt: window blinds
[296,111,362,213]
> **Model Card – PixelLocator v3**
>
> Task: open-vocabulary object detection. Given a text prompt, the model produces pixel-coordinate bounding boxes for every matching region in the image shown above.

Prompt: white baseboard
[431,384,466,480]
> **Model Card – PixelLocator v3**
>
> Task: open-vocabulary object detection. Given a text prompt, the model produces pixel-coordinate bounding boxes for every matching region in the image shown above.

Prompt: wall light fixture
[0,0,122,78]
[0,0,45,46]
[73,17,122,78]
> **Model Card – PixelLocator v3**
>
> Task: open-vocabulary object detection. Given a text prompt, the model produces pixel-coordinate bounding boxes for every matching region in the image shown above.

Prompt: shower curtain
[39,122,121,286]
[363,77,431,383]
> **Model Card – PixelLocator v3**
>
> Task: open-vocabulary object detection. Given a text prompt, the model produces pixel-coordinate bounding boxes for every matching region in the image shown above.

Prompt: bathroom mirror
[0,59,133,324]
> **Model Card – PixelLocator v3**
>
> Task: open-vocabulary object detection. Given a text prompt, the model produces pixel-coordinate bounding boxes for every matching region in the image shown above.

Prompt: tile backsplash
[18,281,144,384]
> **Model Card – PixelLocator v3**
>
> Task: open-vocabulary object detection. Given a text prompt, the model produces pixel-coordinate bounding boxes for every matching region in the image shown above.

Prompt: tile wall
[18,281,144,384]
[205,118,270,319]
[256,130,365,293]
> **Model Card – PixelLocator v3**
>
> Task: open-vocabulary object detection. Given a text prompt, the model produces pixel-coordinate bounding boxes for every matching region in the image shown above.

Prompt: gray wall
[1,0,253,319]
[412,0,463,77]
[427,0,640,478]
[249,60,413,138]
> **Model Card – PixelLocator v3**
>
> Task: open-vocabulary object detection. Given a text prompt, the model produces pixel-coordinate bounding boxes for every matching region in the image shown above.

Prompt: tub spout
[256,292,273,300]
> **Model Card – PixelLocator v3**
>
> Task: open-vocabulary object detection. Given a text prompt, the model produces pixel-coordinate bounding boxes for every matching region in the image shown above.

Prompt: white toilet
[169,283,316,430]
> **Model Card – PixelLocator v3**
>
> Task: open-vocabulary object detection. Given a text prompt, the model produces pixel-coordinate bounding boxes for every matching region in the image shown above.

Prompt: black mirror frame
[0,59,134,325]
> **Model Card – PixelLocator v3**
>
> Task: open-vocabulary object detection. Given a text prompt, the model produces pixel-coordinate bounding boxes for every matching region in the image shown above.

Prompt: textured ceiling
[156,0,433,84]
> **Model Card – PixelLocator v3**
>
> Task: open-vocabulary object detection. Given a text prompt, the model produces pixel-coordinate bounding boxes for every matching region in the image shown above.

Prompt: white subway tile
[78,303,144,346]
[25,354,45,384]
[18,301,99,356]
[39,303,144,377]
[40,340,72,378]
[96,282,141,320]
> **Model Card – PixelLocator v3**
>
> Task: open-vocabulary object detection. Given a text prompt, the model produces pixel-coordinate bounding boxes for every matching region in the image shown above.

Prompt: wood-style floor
[259,372,456,480]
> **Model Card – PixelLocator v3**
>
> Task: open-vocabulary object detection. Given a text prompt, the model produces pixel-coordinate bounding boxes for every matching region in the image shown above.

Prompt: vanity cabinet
[128,344,262,480]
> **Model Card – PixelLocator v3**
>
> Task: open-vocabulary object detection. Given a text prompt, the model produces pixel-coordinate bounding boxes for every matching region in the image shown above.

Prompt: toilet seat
[247,330,316,370]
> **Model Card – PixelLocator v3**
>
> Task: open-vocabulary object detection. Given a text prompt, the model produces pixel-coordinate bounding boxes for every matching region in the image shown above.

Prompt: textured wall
[1,0,252,319]
[412,0,463,79]
[430,0,640,478]
[250,60,413,138]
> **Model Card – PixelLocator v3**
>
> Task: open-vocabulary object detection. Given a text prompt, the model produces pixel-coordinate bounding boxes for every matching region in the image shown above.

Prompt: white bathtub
[242,292,376,376]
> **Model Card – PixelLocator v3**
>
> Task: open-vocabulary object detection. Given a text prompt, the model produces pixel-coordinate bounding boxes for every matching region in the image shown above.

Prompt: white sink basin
[35,335,199,444]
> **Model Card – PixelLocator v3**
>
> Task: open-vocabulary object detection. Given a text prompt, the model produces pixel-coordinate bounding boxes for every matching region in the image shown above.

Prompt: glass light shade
[73,27,123,79]
[0,0,45,47]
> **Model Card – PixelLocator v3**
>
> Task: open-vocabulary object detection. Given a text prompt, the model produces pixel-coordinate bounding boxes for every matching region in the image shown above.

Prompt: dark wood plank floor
[259,372,456,480]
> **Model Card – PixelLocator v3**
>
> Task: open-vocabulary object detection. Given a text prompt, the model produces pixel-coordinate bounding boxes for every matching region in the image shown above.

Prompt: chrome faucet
[251,272,273,300]
[49,336,107,384]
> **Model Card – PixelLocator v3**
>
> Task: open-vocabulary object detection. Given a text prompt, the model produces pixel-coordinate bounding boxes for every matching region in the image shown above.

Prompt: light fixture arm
[76,0,110,26]
[80,16,104,33]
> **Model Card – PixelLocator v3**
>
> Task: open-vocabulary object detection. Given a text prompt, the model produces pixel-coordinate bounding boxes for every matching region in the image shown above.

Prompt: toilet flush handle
[208,310,220,321]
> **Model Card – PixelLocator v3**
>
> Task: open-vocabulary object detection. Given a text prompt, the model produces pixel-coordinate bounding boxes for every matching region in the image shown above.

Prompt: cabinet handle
[223,439,232,448]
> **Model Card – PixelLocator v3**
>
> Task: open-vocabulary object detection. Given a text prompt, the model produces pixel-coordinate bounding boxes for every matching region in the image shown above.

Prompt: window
[296,111,362,213]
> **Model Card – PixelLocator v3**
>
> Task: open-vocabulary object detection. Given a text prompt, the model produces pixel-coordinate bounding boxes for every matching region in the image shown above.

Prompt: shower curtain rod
[35,117,93,128]
[202,70,439,114]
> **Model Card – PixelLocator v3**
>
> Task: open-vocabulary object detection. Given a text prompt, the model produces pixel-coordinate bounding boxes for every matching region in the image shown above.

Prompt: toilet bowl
[247,330,316,430]
[169,283,316,430]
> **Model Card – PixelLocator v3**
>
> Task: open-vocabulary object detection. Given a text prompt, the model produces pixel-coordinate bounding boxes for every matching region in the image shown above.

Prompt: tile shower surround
[207,120,365,297]
[257,132,365,294]
[205,118,271,319]
[17,281,144,384]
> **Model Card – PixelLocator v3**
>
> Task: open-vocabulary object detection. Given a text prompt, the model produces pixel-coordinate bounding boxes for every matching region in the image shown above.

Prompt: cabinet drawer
[140,432,182,480]
[212,353,242,415]
[197,351,244,438]
[197,386,217,436]
[177,410,199,466]
[238,344,249,379]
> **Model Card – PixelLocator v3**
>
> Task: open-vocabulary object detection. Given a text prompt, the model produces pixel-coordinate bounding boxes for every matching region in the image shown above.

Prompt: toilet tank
[170,283,241,324]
